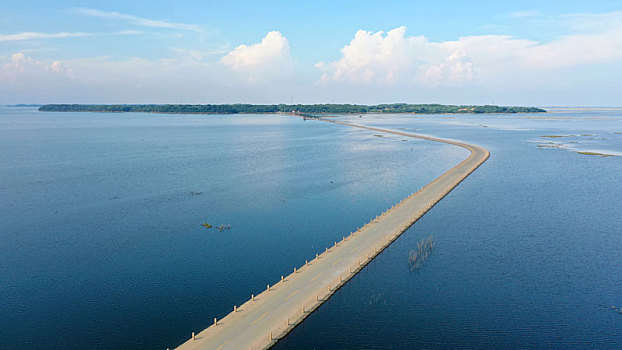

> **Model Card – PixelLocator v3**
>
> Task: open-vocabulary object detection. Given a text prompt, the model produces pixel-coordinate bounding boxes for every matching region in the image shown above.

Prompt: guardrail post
[192,332,195,340]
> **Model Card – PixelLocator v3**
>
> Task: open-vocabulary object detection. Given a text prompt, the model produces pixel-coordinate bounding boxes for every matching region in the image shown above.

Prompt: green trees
[39,103,545,114]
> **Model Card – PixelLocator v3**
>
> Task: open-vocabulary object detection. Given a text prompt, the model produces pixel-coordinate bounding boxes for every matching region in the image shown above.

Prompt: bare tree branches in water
[408,235,435,271]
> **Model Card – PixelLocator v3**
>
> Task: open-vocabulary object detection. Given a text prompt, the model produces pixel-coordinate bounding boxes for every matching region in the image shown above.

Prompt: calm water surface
[1,108,620,349]
[0,107,465,349]
[275,110,622,349]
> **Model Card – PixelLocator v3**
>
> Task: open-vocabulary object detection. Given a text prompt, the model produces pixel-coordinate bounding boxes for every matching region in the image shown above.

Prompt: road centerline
[250,311,269,326]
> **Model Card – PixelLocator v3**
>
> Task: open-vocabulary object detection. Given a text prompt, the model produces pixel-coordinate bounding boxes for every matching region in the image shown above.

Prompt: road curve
[175,118,489,350]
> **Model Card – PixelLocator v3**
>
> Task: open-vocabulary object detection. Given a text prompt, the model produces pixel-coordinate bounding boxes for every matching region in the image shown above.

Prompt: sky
[1,0,622,106]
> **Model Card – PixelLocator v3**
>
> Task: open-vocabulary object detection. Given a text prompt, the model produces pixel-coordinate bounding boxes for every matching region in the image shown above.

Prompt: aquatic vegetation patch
[575,151,617,157]
[217,224,232,232]
[201,223,232,231]
[608,305,622,314]
[408,235,435,271]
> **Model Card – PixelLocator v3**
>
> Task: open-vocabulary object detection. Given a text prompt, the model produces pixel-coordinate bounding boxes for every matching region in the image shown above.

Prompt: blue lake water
[0,107,464,349]
[0,107,620,349]
[275,111,622,349]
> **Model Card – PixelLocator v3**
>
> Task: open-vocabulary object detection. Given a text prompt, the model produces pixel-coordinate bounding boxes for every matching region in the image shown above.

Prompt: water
[0,107,466,349]
[2,108,621,349]
[275,111,622,349]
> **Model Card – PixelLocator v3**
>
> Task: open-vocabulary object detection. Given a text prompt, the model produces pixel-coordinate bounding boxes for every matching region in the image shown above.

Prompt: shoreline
[34,110,546,115]
[37,103,546,115]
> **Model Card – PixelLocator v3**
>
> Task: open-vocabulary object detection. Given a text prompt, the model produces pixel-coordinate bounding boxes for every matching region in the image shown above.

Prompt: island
[38,103,545,114]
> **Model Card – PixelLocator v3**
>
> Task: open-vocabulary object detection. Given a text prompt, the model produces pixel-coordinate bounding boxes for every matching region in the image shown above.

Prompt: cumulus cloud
[418,51,473,86]
[221,31,293,81]
[318,16,622,86]
[317,26,473,86]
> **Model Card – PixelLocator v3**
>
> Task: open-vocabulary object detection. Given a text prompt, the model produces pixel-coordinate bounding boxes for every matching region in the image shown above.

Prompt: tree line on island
[39,103,546,114]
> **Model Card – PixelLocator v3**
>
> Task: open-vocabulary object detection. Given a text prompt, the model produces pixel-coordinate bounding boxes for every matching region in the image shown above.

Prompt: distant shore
[38,103,546,115]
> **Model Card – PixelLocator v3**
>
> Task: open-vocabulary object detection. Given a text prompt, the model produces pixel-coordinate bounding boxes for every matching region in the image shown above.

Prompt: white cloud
[317,26,472,86]
[74,8,204,33]
[0,30,140,42]
[418,51,473,86]
[0,31,90,42]
[221,31,293,81]
[318,15,622,86]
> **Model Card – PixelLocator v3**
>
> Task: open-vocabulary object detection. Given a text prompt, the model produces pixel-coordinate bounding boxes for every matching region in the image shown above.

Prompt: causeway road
[176,117,489,350]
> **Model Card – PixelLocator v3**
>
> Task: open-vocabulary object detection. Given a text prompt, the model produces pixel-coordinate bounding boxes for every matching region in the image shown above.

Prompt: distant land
[8,104,43,107]
[39,104,546,114]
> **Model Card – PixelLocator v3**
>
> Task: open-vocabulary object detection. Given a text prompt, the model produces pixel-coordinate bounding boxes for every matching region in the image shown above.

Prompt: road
[175,118,489,350]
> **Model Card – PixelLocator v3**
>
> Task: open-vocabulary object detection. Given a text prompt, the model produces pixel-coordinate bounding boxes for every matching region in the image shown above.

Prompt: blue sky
[2,0,622,105]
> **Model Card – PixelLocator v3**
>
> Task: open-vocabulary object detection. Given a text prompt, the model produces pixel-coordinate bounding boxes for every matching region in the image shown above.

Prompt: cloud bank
[316,19,622,87]
[316,27,473,86]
